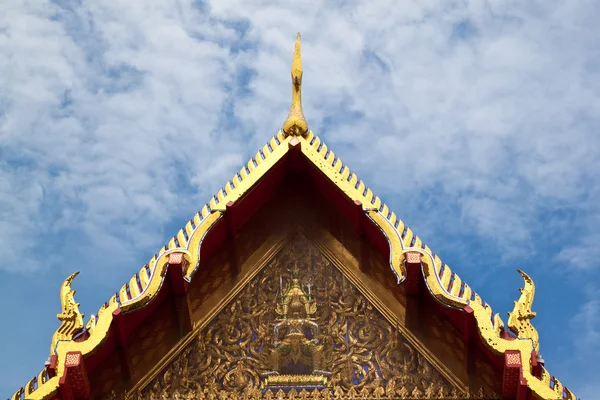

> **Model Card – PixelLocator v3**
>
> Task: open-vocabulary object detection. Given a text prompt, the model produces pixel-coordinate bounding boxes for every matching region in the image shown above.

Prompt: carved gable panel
[133,234,484,399]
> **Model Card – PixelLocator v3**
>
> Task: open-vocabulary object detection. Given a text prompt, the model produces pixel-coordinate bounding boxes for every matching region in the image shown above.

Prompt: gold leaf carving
[126,235,495,400]
[50,271,84,356]
[507,269,539,353]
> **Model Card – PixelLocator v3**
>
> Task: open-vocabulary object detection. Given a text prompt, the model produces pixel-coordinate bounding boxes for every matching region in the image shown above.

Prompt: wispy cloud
[1,0,599,396]
[1,0,246,277]
[572,298,599,354]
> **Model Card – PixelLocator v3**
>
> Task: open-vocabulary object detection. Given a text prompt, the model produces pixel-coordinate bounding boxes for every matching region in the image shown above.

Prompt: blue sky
[1,0,599,398]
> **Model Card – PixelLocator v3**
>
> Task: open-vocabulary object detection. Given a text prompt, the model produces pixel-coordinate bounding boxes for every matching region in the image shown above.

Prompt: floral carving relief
[127,235,496,399]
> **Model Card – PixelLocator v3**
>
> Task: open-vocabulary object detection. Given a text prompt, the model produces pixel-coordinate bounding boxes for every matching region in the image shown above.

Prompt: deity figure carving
[267,265,327,378]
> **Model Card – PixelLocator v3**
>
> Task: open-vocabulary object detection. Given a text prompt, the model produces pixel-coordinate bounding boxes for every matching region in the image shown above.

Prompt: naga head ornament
[50,271,85,355]
[507,269,539,354]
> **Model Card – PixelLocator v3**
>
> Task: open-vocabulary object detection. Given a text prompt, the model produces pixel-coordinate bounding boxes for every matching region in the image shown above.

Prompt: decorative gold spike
[282,33,308,137]
[507,269,539,353]
[50,271,85,355]
[85,314,96,336]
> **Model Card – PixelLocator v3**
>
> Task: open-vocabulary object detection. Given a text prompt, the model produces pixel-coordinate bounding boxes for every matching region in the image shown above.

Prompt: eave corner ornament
[507,269,540,354]
[50,271,85,355]
[282,32,309,137]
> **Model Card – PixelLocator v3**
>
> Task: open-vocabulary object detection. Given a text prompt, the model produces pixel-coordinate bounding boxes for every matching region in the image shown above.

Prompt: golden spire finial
[50,271,85,355]
[282,32,308,136]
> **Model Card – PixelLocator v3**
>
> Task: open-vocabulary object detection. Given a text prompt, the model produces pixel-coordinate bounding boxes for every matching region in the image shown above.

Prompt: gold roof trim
[17,131,575,400]
[9,368,50,400]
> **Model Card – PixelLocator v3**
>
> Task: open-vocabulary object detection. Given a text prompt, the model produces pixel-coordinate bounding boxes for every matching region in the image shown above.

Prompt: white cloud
[572,299,600,353]
[558,232,600,271]
[0,0,246,275]
[565,298,600,394]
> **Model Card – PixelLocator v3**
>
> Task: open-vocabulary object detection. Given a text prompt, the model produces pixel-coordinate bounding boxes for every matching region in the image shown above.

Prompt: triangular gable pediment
[110,210,502,400]
[129,232,492,399]
[19,132,571,400]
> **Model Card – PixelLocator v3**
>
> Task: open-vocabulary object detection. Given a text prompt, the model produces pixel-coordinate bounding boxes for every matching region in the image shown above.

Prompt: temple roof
[11,33,576,400]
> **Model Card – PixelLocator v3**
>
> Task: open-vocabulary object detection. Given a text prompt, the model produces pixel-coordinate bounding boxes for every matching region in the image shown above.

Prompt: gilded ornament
[397,386,410,398]
[410,386,423,398]
[507,269,540,353]
[85,314,96,336]
[50,271,85,356]
[435,386,447,399]
[283,33,308,136]
[423,382,436,398]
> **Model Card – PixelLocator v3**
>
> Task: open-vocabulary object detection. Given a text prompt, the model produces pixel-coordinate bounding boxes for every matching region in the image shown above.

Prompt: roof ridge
[11,131,576,400]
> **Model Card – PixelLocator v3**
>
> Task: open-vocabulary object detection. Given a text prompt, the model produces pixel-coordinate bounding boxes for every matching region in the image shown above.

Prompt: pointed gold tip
[291,32,302,80]
[283,32,308,136]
